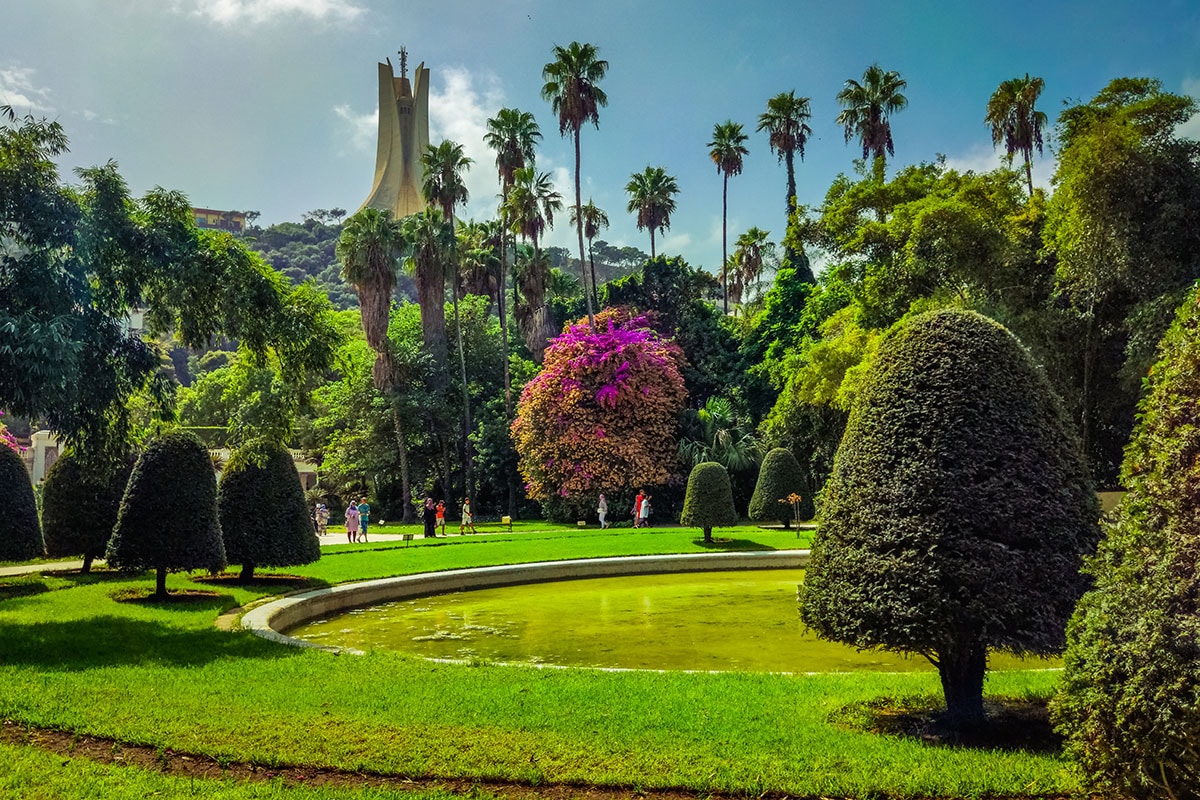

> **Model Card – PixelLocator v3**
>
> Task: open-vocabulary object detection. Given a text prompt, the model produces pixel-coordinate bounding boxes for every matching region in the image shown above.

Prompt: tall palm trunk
[721,173,729,314]
[1024,155,1035,198]
[574,131,595,326]
[390,402,414,523]
[588,238,599,310]
[784,149,797,216]
[650,228,656,260]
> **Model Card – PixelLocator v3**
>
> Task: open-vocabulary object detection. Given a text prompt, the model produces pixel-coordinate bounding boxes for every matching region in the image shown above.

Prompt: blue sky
[4,0,1198,274]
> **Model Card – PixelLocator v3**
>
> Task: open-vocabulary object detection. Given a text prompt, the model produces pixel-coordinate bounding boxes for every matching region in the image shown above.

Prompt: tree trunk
[154,567,168,600]
[721,175,729,315]
[440,434,453,505]
[937,639,987,725]
[390,402,415,524]
[588,239,599,311]
[1024,155,1034,198]
[81,553,94,574]
[703,527,713,543]
[574,130,594,326]
[785,150,796,219]
[239,562,256,583]
[452,275,475,510]
[650,228,656,260]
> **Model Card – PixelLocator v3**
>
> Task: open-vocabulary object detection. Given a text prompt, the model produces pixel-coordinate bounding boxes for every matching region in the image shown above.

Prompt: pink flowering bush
[512,309,687,507]
[0,412,24,454]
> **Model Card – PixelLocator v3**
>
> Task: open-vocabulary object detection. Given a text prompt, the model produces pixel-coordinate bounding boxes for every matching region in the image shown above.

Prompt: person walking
[435,500,446,535]
[597,493,608,529]
[357,497,371,542]
[423,497,437,538]
[632,490,645,528]
[460,498,477,534]
[315,503,330,536]
[344,502,361,543]
[638,493,652,529]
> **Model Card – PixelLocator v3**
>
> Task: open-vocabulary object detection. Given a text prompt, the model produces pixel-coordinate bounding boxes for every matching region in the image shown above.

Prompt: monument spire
[357,52,429,220]
[398,46,408,79]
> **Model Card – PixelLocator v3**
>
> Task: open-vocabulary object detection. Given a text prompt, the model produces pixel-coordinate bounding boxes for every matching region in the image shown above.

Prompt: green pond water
[288,569,1060,673]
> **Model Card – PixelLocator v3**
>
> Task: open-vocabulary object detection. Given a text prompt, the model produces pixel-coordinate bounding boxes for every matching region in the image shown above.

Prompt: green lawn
[0,523,1077,798]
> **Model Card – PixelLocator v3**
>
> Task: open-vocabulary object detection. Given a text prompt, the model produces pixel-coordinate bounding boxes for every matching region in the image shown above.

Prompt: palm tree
[570,199,608,309]
[336,207,414,522]
[421,140,476,507]
[624,166,679,259]
[985,74,1048,197]
[503,167,563,363]
[399,209,453,366]
[541,41,608,326]
[757,91,812,217]
[708,121,749,314]
[484,108,541,416]
[731,226,776,314]
[836,64,908,179]
[456,219,501,309]
[678,396,762,473]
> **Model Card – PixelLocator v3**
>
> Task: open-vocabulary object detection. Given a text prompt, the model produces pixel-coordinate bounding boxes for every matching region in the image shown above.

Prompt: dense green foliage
[1054,286,1200,799]
[41,450,132,571]
[0,444,42,561]
[106,431,226,596]
[800,309,1098,722]
[679,461,738,542]
[748,447,811,526]
[217,438,319,581]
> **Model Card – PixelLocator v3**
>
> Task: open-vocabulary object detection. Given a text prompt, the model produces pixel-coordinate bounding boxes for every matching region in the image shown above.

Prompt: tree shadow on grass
[832,695,1062,754]
[0,615,303,671]
[192,573,332,592]
[691,538,777,551]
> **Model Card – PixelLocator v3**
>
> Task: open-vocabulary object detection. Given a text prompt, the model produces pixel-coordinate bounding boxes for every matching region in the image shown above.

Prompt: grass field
[0,523,1077,798]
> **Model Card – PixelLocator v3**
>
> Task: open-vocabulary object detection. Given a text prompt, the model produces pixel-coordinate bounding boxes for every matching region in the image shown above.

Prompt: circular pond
[286,569,1058,673]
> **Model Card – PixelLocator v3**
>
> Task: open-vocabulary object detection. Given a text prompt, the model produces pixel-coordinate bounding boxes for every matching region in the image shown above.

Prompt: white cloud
[1179,77,1200,142]
[333,103,377,152]
[941,142,1056,192]
[186,0,365,26]
[0,66,54,114]
[428,66,507,221]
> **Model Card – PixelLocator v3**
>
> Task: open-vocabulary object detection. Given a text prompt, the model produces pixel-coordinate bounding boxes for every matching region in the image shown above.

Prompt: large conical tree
[1054,287,1200,799]
[542,40,607,326]
[218,438,319,582]
[680,461,738,544]
[0,444,43,562]
[800,308,1098,724]
[106,431,226,599]
[42,450,133,572]
[748,447,810,528]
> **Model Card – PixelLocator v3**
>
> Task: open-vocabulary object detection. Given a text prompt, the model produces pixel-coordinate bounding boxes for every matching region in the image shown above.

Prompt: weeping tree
[800,308,1098,724]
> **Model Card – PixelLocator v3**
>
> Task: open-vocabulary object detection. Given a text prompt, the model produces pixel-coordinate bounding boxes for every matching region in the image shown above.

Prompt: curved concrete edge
[241,550,811,651]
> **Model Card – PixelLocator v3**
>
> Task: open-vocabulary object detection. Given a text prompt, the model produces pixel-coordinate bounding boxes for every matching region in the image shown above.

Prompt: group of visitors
[313,503,330,535]
[341,497,371,543]
[632,490,652,528]
[422,497,477,538]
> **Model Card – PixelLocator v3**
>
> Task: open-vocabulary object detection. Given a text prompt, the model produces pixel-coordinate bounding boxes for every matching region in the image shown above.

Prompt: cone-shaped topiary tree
[0,444,43,561]
[218,438,319,582]
[748,447,812,528]
[680,461,738,543]
[1054,288,1200,799]
[42,450,133,572]
[800,308,1098,725]
[106,431,226,599]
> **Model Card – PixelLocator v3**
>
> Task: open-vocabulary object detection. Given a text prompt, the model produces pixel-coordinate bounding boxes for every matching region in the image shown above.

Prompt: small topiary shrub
[0,444,43,561]
[748,447,812,527]
[218,438,319,582]
[1054,287,1200,800]
[42,450,133,572]
[680,461,738,543]
[800,308,1099,725]
[106,431,226,599]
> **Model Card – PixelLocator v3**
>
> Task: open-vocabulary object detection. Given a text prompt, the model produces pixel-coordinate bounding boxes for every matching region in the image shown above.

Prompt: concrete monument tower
[358,48,430,219]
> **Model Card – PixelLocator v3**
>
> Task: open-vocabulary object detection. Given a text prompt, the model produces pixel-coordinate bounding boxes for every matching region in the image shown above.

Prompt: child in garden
[344,502,360,543]
[435,500,446,534]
